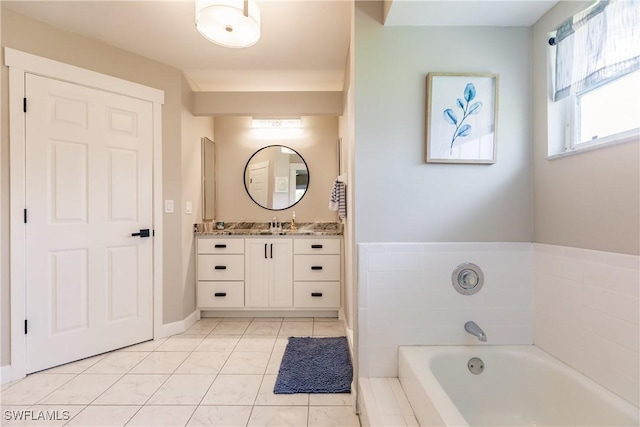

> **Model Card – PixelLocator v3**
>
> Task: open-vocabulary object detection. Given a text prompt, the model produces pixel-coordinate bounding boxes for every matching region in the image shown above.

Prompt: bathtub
[398,346,639,427]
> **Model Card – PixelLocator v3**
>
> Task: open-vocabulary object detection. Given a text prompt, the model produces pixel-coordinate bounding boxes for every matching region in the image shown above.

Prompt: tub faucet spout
[465,321,487,342]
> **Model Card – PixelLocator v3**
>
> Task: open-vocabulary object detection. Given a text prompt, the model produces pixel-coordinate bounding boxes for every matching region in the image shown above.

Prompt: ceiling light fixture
[195,0,261,49]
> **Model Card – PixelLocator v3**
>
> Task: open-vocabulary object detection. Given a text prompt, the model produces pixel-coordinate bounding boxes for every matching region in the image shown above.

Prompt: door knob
[131,229,150,238]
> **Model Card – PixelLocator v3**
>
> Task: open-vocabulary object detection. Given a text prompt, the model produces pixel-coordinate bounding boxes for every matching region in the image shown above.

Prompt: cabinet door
[269,239,293,307]
[244,239,271,307]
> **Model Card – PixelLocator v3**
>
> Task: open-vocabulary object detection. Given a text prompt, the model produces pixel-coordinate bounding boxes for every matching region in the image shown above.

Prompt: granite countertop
[194,221,343,236]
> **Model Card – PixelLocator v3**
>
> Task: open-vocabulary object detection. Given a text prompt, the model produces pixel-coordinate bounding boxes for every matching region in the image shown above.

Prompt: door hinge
[23,98,27,113]
[152,229,155,236]
[24,319,28,335]
[24,209,27,224]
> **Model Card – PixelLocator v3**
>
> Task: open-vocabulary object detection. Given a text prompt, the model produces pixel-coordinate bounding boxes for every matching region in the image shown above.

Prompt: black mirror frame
[243,145,310,211]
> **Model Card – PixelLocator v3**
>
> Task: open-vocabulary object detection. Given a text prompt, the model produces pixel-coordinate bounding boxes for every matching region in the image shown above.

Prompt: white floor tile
[200,375,262,406]
[254,375,309,406]
[210,321,250,335]
[220,352,270,375]
[309,393,352,406]
[156,336,205,352]
[182,320,220,335]
[65,405,140,427]
[265,351,284,375]
[147,375,215,405]
[118,339,167,352]
[0,374,75,405]
[273,338,290,353]
[174,352,229,375]
[1,316,359,427]
[308,406,360,427]
[279,322,314,337]
[245,321,282,336]
[84,352,149,374]
[129,352,190,374]
[126,405,196,426]
[313,321,346,337]
[38,374,122,405]
[93,375,168,405]
[235,336,277,352]
[39,354,107,374]
[186,406,252,427]
[247,405,308,427]
[194,336,241,353]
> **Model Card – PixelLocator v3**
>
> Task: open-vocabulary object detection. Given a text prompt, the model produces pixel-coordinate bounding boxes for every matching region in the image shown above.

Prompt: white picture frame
[426,72,499,164]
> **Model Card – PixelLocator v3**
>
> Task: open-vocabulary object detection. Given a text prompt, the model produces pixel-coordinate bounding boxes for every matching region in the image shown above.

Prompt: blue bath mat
[274,336,352,394]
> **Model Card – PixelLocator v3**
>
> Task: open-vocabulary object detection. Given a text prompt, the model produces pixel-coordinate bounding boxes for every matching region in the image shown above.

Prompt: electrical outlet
[185,201,192,215]
[164,200,174,213]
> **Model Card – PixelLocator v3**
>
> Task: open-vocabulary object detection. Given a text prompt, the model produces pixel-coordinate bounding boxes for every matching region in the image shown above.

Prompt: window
[575,69,640,147]
[550,0,640,155]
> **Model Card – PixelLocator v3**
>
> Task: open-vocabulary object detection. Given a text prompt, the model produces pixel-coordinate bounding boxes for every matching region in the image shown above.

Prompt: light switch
[164,200,174,213]
[185,201,192,215]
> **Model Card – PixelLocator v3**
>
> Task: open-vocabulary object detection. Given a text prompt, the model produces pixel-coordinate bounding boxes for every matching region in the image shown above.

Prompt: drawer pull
[214,265,227,270]
[214,292,227,297]
[214,244,227,248]
[311,292,323,297]
[311,244,323,249]
[311,266,323,271]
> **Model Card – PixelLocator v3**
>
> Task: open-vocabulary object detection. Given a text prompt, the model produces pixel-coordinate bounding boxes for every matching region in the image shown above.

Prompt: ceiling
[3,1,558,92]
[384,1,558,27]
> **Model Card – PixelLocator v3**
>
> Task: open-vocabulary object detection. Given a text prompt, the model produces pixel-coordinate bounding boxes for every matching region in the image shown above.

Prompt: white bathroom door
[24,74,154,373]
[248,161,269,207]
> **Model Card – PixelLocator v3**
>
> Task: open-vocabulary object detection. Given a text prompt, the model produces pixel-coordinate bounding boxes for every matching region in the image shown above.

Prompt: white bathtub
[398,346,639,427]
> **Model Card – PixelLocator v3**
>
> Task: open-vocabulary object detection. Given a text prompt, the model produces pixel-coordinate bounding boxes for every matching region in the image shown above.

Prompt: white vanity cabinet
[244,238,293,308]
[293,238,341,309]
[196,238,245,308]
[196,235,341,313]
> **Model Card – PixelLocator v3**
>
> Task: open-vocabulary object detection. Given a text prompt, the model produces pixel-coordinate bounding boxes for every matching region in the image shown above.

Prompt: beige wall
[214,116,339,222]
[532,2,640,256]
[1,9,191,366]
[181,79,214,320]
[193,91,343,117]
[0,3,9,367]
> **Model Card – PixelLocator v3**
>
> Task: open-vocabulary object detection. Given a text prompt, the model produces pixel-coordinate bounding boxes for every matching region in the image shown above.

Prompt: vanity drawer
[294,255,340,281]
[198,281,244,308]
[198,255,244,281]
[198,238,244,255]
[294,282,340,308]
[294,238,341,255]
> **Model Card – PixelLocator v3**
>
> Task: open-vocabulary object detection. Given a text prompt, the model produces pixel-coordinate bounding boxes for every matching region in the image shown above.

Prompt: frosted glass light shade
[195,0,261,48]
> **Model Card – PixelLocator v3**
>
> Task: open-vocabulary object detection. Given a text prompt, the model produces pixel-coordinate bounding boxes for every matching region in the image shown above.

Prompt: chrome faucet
[269,216,281,233]
[464,321,487,342]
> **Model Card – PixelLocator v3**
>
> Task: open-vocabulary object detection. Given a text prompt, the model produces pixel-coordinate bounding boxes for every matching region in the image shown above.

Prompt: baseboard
[157,310,199,339]
[200,310,339,318]
[1,364,13,385]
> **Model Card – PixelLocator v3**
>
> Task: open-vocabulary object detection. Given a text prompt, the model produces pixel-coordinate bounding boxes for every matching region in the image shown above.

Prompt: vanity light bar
[251,118,302,129]
[251,118,303,139]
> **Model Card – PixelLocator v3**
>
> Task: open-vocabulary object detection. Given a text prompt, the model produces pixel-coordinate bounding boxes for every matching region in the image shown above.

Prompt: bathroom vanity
[195,223,342,317]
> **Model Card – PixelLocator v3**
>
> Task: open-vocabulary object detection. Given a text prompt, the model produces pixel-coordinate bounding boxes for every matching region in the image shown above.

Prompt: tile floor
[1,317,360,427]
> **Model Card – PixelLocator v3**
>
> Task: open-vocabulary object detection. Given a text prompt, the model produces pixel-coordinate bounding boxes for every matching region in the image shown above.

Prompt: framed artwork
[426,72,499,164]
[274,176,289,193]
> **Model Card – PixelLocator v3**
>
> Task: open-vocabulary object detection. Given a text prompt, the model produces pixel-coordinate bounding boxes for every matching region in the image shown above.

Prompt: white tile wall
[358,242,533,377]
[534,243,640,406]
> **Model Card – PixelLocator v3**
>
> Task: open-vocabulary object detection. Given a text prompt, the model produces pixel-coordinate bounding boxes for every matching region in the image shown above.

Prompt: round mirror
[244,145,309,210]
